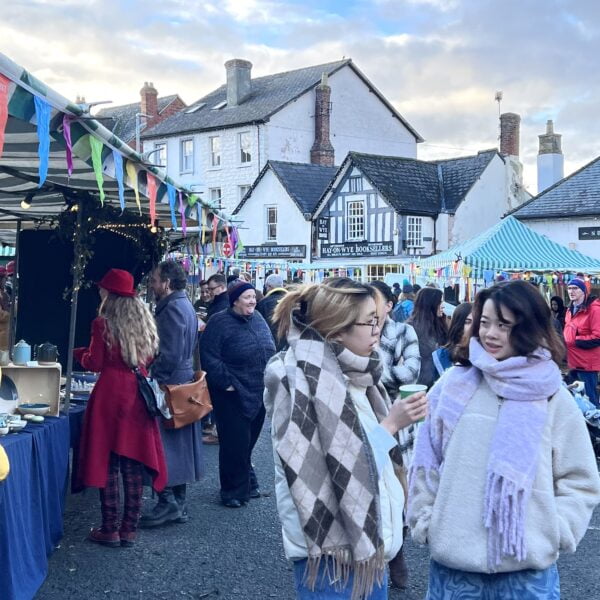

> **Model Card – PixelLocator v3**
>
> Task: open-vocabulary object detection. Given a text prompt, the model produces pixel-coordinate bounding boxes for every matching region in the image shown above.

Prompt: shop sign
[579,227,600,240]
[320,241,394,258]
[238,245,306,259]
[317,217,330,240]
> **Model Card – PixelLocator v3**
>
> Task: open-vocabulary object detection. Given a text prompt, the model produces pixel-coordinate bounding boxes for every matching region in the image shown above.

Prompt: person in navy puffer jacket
[200,281,276,508]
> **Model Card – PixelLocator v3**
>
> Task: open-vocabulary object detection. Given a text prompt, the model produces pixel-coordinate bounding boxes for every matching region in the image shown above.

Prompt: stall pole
[8,219,21,356]
[63,200,83,411]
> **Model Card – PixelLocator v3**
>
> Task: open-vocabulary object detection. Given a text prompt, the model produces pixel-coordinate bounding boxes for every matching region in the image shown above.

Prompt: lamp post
[135,112,151,153]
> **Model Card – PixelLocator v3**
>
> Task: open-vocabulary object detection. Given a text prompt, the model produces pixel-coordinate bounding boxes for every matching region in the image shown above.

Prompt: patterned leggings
[427,560,560,600]
[99,453,144,534]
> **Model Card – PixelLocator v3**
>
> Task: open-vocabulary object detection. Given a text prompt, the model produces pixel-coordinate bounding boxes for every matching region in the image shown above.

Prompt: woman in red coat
[74,269,167,548]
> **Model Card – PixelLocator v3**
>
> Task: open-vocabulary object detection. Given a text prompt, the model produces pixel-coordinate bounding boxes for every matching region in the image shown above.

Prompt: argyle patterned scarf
[269,312,403,600]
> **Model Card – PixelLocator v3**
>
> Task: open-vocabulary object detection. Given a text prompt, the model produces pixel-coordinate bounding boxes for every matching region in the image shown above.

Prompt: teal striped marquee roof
[419,216,600,274]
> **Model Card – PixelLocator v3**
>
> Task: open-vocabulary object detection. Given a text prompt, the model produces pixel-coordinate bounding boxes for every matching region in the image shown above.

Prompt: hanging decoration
[201,206,207,245]
[166,183,177,230]
[89,136,105,205]
[125,161,141,215]
[178,191,186,236]
[0,74,10,159]
[62,114,74,177]
[34,95,51,188]
[112,150,125,212]
[146,172,158,226]
[212,213,219,256]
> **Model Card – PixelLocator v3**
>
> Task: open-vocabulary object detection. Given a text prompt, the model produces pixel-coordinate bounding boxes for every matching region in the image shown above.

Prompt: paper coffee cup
[398,384,427,398]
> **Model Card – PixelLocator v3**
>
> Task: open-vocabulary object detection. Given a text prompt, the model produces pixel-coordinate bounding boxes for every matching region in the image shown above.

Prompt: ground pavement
[38,422,600,599]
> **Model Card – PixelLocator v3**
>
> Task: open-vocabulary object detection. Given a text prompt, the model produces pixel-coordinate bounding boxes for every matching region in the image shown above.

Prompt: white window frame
[239,131,251,164]
[209,136,221,167]
[239,185,251,201]
[154,142,167,167]
[349,176,363,193]
[266,205,277,241]
[346,200,365,241]
[406,216,423,248]
[209,187,222,208]
[180,138,194,174]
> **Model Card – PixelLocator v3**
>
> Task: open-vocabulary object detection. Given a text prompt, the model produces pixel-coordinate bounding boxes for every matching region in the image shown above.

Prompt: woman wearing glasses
[264,278,428,599]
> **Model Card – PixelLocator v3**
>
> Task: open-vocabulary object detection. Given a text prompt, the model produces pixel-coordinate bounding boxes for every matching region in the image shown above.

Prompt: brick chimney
[499,112,520,157]
[537,119,564,193]
[225,59,252,107]
[310,73,335,167]
[140,81,158,119]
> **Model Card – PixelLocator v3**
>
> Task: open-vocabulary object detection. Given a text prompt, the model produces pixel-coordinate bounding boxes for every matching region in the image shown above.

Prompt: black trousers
[212,389,265,502]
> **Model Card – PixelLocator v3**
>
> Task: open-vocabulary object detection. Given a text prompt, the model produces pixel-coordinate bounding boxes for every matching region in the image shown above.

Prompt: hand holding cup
[381,384,428,436]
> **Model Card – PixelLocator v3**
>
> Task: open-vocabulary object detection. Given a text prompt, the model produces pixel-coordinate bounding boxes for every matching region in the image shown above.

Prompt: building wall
[234,169,312,256]
[522,217,600,261]
[267,65,418,165]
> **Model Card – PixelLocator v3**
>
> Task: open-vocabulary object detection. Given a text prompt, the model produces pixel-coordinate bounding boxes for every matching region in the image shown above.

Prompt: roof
[317,149,500,217]
[419,216,600,273]
[233,161,337,218]
[142,59,423,141]
[511,155,600,220]
[97,95,181,142]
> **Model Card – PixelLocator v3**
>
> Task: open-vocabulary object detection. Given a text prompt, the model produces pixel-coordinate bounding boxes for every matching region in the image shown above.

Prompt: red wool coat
[564,299,600,371]
[73,317,167,491]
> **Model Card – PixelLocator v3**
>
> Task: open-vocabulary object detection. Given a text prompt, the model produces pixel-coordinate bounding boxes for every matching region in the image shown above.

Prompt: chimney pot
[500,112,520,157]
[310,71,335,167]
[140,81,159,120]
[537,119,564,193]
[225,59,253,107]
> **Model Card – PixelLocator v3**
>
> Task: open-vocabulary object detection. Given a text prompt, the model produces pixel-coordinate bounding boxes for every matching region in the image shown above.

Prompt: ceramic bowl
[0,426,9,435]
[9,420,27,431]
[17,403,50,416]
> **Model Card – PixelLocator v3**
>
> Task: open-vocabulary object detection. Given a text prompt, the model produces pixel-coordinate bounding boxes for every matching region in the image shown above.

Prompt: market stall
[414,216,600,301]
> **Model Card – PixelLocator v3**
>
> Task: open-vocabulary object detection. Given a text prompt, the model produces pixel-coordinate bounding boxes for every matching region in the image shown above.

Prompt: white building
[141,58,422,214]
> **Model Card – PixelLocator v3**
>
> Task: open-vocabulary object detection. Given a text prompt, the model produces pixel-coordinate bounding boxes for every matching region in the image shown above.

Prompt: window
[239,185,251,201]
[349,176,363,193]
[346,201,365,241]
[212,101,227,110]
[239,131,251,164]
[180,138,194,173]
[266,206,277,241]
[209,136,221,167]
[185,102,206,114]
[154,143,167,167]
[406,216,423,248]
[209,187,222,208]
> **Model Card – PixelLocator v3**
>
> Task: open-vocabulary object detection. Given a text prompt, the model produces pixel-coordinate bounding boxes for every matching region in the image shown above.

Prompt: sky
[2,0,599,193]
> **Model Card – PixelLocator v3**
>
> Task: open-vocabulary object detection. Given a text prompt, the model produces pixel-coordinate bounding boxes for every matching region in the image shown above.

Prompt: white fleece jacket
[408,378,600,573]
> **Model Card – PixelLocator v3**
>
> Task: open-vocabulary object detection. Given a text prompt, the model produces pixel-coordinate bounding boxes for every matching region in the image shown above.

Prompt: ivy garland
[56,198,169,299]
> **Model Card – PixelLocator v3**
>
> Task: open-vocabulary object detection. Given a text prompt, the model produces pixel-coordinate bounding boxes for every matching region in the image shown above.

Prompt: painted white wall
[234,169,312,256]
[537,153,565,194]
[436,212,450,251]
[523,217,600,261]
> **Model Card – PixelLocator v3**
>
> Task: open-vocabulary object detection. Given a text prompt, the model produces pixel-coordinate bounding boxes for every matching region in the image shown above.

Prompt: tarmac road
[38,421,600,599]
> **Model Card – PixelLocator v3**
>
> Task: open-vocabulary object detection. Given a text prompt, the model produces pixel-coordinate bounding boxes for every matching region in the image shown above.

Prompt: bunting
[89,136,105,204]
[166,183,177,230]
[125,161,141,214]
[112,150,125,212]
[178,191,186,236]
[62,115,74,177]
[212,213,219,255]
[34,95,51,188]
[0,74,10,159]
[146,172,158,226]
[201,206,207,245]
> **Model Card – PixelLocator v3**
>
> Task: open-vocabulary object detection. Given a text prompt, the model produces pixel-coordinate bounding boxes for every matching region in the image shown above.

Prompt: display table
[0,415,70,600]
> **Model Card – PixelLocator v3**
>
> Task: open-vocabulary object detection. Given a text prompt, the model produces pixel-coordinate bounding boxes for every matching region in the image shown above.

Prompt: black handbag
[134,368,162,418]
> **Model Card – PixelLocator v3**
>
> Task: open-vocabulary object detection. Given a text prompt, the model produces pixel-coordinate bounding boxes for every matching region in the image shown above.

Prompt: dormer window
[185,102,206,114]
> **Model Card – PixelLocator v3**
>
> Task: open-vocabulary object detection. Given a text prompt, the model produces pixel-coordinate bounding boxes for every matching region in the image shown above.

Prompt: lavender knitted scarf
[410,338,562,568]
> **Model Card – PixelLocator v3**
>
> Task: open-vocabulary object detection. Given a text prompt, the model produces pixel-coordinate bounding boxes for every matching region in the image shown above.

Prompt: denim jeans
[293,558,388,599]
[573,370,599,408]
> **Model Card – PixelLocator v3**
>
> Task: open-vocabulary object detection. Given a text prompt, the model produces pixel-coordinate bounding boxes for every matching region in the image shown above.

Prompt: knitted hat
[96,268,136,297]
[228,281,255,306]
[568,278,587,295]
[402,283,413,294]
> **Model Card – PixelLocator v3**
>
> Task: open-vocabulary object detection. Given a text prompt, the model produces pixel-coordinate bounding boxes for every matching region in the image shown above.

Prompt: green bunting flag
[89,136,105,205]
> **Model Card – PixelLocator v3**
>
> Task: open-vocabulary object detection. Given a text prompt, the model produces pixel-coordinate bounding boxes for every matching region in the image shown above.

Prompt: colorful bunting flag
[212,214,219,256]
[146,173,158,226]
[89,136,105,204]
[62,115,74,177]
[201,206,207,245]
[0,74,10,159]
[125,161,141,214]
[178,191,186,236]
[34,95,51,188]
[112,150,125,212]
[166,183,177,230]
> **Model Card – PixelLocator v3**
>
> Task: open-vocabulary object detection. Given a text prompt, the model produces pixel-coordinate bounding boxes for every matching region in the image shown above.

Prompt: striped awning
[0,52,231,227]
[419,216,600,274]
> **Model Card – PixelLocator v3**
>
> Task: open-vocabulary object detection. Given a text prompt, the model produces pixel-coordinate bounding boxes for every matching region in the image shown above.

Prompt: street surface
[39,421,599,599]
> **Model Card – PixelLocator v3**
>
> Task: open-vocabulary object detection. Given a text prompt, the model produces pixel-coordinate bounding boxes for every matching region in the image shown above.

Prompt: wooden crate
[2,363,62,417]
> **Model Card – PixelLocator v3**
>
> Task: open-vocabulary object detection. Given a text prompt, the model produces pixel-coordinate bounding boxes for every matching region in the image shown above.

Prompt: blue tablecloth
[0,415,70,600]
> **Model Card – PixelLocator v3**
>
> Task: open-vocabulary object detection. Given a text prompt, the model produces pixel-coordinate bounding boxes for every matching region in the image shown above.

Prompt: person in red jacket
[74,269,167,547]
[564,278,600,407]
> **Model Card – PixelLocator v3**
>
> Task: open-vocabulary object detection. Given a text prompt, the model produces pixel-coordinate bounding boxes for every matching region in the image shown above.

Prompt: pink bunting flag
[62,115,73,177]
[146,173,157,226]
[0,74,9,159]
[178,191,186,237]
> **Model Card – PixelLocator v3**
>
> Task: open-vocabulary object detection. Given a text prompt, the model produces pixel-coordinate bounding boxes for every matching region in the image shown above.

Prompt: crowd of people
[71,263,600,599]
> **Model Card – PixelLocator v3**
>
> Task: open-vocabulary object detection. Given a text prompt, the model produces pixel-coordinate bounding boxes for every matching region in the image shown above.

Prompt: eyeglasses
[354,316,380,335]
[207,285,221,292]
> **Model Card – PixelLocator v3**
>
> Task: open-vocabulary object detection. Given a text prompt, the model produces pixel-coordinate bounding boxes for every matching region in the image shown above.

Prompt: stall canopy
[0,51,233,229]
[419,216,600,274]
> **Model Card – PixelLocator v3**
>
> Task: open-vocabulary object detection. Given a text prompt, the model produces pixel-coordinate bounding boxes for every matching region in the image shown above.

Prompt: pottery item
[17,403,50,416]
[9,420,26,431]
[0,426,8,435]
[0,350,10,366]
[12,340,31,365]
[31,415,44,423]
[35,342,58,364]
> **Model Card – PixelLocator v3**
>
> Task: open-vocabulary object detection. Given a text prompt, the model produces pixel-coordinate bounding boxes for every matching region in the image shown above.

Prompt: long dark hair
[456,280,565,364]
[550,295,566,319]
[407,287,448,345]
[445,302,472,357]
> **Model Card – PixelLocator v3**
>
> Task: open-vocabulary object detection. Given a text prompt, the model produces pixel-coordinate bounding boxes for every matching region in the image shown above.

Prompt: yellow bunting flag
[89,136,105,205]
[125,161,141,215]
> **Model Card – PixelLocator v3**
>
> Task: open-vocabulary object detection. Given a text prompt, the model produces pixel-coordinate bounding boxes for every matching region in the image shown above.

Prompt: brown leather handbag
[162,371,213,429]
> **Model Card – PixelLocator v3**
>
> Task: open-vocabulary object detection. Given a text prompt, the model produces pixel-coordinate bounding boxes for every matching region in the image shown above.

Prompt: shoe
[88,527,120,548]
[249,488,261,499]
[172,484,189,523]
[388,546,409,590]
[202,434,219,445]
[222,498,243,508]
[139,490,182,528]
[119,531,136,548]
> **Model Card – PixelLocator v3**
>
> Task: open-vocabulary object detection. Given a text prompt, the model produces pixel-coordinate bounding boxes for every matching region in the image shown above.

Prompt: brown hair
[407,287,448,346]
[455,280,565,364]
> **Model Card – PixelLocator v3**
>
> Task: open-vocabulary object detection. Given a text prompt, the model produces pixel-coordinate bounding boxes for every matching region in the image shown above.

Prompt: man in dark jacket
[141,260,203,527]
[206,273,228,320]
[256,273,287,350]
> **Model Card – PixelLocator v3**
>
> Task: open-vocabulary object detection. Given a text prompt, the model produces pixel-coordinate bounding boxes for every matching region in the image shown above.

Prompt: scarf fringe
[484,472,527,568]
[304,548,386,600]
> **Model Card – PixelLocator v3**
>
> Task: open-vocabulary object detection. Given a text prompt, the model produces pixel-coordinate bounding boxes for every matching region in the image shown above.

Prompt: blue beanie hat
[228,281,255,306]
[569,278,587,295]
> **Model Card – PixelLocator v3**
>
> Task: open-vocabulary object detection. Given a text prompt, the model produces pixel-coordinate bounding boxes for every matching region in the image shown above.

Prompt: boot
[172,484,189,523]
[389,545,409,590]
[139,488,181,528]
